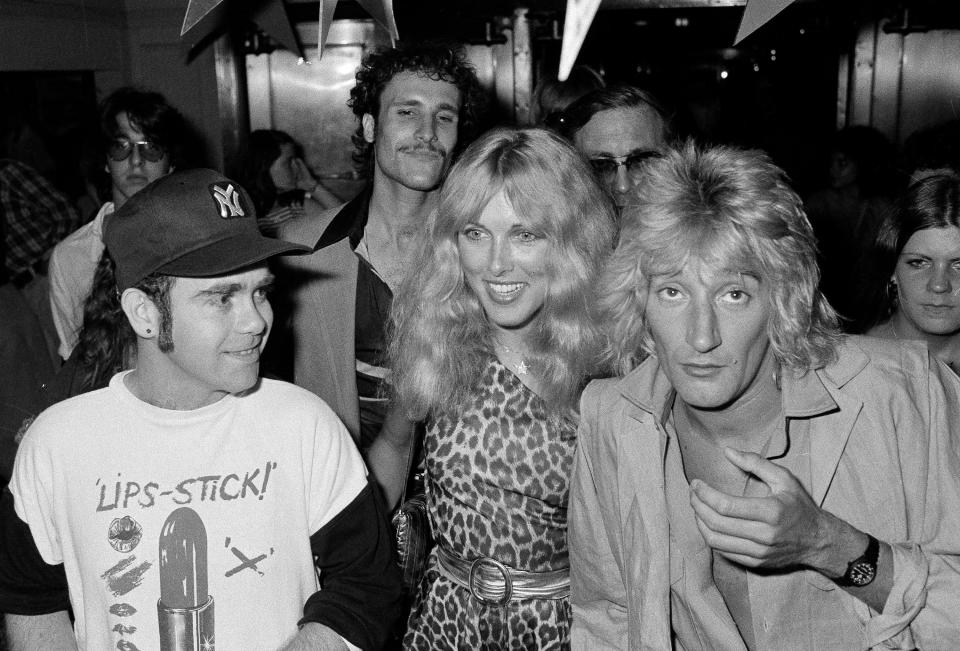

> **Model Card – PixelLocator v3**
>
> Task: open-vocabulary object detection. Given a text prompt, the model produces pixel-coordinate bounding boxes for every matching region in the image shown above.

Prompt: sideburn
[154,298,174,353]
[157,312,174,353]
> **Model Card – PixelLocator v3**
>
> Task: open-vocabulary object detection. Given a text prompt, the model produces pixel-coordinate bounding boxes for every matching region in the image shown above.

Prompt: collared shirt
[570,336,960,650]
[315,188,391,449]
[48,201,114,360]
[0,159,81,278]
[315,186,371,252]
[663,400,822,649]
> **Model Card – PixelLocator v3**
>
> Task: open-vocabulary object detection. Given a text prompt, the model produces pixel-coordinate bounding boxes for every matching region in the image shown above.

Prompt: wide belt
[434,544,570,606]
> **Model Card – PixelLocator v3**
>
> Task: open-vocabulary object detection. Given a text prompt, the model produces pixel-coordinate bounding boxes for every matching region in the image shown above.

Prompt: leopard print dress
[402,356,576,650]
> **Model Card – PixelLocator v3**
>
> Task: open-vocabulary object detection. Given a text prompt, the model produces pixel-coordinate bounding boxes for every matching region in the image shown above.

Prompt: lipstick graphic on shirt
[157,507,215,650]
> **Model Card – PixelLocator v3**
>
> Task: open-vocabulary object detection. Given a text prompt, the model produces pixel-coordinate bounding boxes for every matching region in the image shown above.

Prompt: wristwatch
[835,535,879,587]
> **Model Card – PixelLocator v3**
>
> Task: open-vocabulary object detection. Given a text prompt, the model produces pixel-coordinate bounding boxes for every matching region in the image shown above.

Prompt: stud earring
[146,328,152,334]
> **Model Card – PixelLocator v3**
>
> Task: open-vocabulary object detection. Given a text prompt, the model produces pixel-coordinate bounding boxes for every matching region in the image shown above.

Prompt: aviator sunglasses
[108,139,167,163]
[589,150,662,178]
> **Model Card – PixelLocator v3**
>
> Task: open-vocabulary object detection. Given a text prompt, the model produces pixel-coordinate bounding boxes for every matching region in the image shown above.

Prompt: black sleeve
[299,480,403,651]
[0,486,70,615]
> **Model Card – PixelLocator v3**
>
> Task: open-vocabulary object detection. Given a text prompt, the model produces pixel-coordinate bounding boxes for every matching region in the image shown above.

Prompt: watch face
[848,560,876,586]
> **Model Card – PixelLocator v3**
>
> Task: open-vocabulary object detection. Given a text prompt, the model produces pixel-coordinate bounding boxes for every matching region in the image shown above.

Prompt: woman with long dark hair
[238,129,339,236]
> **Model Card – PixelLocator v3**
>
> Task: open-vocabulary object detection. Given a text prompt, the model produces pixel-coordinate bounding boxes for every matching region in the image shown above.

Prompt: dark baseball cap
[104,168,310,290]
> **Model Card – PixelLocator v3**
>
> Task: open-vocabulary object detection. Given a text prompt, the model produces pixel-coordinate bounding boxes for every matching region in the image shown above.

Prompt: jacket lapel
[807,388,863,506]
[617,365,674,649]
[617,360,673,559]
[786,342,869,506]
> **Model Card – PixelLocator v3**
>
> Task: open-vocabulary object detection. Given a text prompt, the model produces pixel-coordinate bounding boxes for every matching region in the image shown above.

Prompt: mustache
[400,143,447,157]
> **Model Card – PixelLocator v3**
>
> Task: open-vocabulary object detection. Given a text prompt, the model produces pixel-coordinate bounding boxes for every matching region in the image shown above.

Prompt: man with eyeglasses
[48,87,187,361]
[560,84,673,212]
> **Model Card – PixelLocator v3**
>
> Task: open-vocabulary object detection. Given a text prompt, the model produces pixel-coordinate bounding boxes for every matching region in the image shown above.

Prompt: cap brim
[156,233,311,279]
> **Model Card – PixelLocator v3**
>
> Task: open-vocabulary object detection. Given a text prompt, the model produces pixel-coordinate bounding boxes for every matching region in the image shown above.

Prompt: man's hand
[279,623,350,651]
[689,448,860,576]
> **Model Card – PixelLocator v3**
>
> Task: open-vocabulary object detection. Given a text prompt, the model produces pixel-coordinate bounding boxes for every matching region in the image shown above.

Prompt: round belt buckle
[468,557,513,606]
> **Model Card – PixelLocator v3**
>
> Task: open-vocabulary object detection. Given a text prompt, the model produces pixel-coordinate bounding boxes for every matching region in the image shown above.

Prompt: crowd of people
[1,39,959,651]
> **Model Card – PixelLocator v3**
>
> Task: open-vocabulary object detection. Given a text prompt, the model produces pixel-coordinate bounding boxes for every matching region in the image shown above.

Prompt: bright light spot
[720,70,729,79]
[799,28,806,35]
[674,16,689,27]
[753,63,760,72]
[770,55,777,62]
[770,49,777,56]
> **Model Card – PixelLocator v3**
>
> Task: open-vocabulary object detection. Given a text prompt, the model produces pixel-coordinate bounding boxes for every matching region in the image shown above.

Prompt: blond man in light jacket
[570,142,960,650]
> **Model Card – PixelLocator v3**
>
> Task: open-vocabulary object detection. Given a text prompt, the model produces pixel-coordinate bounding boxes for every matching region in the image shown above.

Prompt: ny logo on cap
[211,183,245,219]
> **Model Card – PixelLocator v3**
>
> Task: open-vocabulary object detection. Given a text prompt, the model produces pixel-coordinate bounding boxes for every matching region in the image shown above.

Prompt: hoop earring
[885,279,900,320]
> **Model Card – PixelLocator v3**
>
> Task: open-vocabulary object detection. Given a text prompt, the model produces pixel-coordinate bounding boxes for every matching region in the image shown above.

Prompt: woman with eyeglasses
[369,127,616,649]
[48,87,186,363]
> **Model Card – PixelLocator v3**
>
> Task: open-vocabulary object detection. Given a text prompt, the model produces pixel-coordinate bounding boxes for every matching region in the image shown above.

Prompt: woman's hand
[292,157,318,192]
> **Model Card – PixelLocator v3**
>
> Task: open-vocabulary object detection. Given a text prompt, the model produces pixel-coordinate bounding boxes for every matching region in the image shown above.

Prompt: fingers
[690,479,779,524]
[292,158,317,188]
[691,488,789,567]
[692,517,768,566]
[691,475,825,569]
[690,485,778,542]
[723,448,798,490]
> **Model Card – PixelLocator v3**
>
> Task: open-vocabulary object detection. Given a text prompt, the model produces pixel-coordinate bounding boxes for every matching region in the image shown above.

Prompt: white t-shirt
[11,372,367,651]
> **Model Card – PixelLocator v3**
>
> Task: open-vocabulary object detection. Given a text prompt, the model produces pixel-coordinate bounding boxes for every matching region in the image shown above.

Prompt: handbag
[391,488,430,593]
[390,422,432,594]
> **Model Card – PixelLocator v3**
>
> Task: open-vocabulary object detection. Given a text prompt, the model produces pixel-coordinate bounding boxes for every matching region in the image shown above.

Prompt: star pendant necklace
[498,341,530,375]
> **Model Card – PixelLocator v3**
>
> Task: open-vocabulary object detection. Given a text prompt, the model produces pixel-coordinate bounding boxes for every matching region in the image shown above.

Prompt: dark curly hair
[75,253,175,391]
[100,86,188,169]
[347,42,486,177]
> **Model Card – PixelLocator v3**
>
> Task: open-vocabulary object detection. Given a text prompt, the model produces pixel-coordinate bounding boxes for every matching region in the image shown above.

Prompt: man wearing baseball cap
[0,169,402,650]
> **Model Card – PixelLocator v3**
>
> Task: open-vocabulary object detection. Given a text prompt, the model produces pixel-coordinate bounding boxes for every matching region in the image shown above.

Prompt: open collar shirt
[570,336,960,650]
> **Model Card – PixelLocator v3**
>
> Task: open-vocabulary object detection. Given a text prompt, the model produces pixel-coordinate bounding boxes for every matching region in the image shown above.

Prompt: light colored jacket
[570,336,960,650]
[276,201,361,441]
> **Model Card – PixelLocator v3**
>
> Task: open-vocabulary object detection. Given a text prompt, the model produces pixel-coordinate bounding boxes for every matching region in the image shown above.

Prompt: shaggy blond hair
[602,140,841,375]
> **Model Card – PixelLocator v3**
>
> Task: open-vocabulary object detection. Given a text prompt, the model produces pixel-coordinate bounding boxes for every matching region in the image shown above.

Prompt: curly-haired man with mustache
[274,42,485,451]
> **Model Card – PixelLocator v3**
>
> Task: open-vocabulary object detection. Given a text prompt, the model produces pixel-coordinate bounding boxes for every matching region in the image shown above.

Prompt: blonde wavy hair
[390,127,616,420]
[602,140,841,376]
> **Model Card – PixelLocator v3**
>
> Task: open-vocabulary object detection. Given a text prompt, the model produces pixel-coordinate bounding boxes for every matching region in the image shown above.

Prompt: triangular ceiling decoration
[735,0,798,44]
[319,0,398,60]
[181,0,303,60]
[558,0,602,81]
[181,0,398,63]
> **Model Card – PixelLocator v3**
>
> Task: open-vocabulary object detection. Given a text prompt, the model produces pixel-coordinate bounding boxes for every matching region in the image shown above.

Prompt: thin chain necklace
[497,341,530,375]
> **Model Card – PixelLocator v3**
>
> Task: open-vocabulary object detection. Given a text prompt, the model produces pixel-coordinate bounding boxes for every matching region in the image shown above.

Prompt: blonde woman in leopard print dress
[369,127,616,650]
